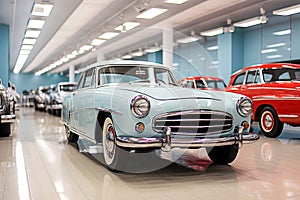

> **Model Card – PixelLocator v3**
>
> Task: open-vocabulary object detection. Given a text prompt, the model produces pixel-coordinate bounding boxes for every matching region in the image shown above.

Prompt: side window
[196,80,206,88]
[77,72,85,89]
[83,69,94,88]
[246,71,256,84]
[90,70,95,88]
[187,81,195,88]
[254,70,261,83]
[180,81,187,88]
[232,72,246,86]
[278,72,290,80]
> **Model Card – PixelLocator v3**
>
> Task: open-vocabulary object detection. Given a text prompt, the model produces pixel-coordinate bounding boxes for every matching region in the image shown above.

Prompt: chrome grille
[153,110,233,136]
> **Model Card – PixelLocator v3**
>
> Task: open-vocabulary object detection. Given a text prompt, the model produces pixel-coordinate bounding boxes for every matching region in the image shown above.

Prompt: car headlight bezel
[130,95,150,118]
[236,96,253,117]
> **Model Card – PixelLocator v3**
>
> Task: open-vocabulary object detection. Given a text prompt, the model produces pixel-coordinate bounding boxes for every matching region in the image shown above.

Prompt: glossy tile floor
[1,107,300,200]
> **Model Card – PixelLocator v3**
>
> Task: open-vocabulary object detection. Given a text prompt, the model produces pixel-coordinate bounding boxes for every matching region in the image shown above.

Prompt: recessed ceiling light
[27,19,45,29]
[136,8,168,19]
[24,30,40,38]
[31,3,54,17]
[261,49,278,54]
[164,0,188,4]
[207,45,218,51]
[19,50,31,55]
[267,55,282,59]
[22,38,36,45]
[200,27,224,36]
[98,32,120,40]
[115,22,141,32]
[21,45,33,50]
[91,39,106,46]
[144,47,161,53]
[273,4,300,16]
[13,55,29,74]
[121,54,132,59]
[132,51,143,57]
[79,45,93,51]
[266,43,286,48]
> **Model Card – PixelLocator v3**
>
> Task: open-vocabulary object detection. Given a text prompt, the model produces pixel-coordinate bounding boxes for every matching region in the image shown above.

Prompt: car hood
[115,84,221,101]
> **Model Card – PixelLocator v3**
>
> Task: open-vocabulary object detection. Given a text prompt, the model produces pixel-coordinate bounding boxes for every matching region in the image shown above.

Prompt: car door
[71,68,97,140]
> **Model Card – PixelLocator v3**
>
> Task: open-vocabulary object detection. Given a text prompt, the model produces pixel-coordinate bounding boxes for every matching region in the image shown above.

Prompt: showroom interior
[1,0,300,199]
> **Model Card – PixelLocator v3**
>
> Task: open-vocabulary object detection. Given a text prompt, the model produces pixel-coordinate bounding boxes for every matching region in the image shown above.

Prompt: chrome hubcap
[105,125,115,159]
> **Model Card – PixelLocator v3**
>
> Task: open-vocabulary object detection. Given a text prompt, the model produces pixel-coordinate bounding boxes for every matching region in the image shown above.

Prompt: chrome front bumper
[116,126,260,152]
[1,114,16,123]
[51,104,62,110]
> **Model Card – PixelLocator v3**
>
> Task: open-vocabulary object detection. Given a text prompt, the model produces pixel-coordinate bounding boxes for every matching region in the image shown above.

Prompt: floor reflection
[0,107,300,199]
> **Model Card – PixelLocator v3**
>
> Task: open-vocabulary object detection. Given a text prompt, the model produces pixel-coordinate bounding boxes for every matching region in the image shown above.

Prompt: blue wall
[10,73,69,95]
[0,24,9,87]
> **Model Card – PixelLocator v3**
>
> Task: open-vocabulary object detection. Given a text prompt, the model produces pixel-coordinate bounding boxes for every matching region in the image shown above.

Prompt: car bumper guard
[116,126,260,152]
[1,114,16,123]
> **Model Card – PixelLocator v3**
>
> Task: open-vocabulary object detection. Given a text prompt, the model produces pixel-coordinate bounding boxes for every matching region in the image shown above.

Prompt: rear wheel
[102,117,128,171]
[0,123,11,137]
[65,125,78,143]
[259,107,283,138]
[207,144,239,164]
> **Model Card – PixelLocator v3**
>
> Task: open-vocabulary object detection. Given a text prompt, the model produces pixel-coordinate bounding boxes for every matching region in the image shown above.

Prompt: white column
[163,28,173,68]
[97,53,105,62]
[69,65,75,83]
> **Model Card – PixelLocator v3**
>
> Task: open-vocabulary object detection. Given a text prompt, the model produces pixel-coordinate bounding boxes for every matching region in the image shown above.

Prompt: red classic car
[226,63,300,138]
[178,76,226,90]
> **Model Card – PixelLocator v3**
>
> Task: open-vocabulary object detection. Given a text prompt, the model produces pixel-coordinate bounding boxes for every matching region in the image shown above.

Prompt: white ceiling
[1,0,300,75]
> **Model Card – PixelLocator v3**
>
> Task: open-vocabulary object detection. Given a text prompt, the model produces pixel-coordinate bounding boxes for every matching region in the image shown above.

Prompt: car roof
[231,63,300,77]
[179,76,223,82]
[79,60,166,73]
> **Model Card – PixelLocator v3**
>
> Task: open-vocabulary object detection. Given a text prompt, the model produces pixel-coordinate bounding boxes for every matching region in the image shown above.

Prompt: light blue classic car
[61,60,259,171]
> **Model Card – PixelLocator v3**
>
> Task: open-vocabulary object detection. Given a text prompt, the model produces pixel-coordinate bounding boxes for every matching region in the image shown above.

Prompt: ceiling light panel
[27,19,46,29]
[136,8,168,19]
[31,3,54,17]
[233,16,267,28]
[91,39,106,46]
[22,38,36,45]
[13,55,29,74]
[19,50,31,55]
[273,4,300,16]
[176,37,199,44]
[201,27,224,36]
[21,45,33,50]
[115,22,141,32]
[98,32,120,40]
[273,29,291,36]
[24,30,41,38]
[80,45,93,51]
[165,0,189,4]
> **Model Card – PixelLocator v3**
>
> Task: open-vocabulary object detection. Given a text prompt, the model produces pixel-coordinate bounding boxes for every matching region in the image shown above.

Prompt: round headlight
[236,97,252,117]
[130,95,150,118]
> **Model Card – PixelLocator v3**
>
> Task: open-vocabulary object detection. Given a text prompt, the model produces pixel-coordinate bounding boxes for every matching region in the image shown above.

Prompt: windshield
[195,80,226,89]
[262,68,300,82]
[99,66,177,86]
[59,84,77,92]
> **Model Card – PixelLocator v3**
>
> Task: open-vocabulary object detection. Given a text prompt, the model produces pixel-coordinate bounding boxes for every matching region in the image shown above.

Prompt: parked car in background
[34,86,48,111]
[48,82,77,116]
[45,84,57,114]
[0,80,16,137]
[22,89,35,107]
[61,60,259,171]
[178,76,226,90]
[226,63,300,138]
[7,82,20,112]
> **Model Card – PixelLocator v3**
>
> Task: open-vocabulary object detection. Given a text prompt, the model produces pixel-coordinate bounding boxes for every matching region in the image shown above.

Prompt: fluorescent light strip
[13,55,29,74]
[19,50,31,55]
[31,3,54,17]
[176,37,199,43]
[201,27,224,36]
[21,45,33,50]
[27,19,45,29]
[266,43,286,48]
[144,47,161,53]
[207,45,218,51]
[22,38,36,45]
[273,4,300,16]
[98,32,120,40]
[24,30,40,38]
[115,22,141,32]
[267,55,282,59]
[80,45,93,51]
[132,51,143,57]
[121,54,132,59]
[136,8,168,19]
[165,0,188,4]
[233,16,267,28]
[91,39,106,46]
[273,29,291,36]
[261,49,277,54]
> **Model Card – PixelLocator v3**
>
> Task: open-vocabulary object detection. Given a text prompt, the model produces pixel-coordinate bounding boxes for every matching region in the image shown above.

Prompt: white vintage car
[61,60,259,171]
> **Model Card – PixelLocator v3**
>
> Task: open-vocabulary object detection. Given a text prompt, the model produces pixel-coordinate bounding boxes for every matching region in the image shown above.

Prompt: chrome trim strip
[155,118,232,122]
[278,114,299,118]
[254,97,300,101]
[155,124,232,129]
[171,128,233,136]
[1,114,16,123]
[70,107,122,116]
[68,126,97,144]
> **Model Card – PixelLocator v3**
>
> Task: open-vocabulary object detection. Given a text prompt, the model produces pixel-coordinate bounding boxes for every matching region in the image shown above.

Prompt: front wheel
[65,125,78,143]
[102,117,128,171]
[207,144,239,164]
[259,107,283,138]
